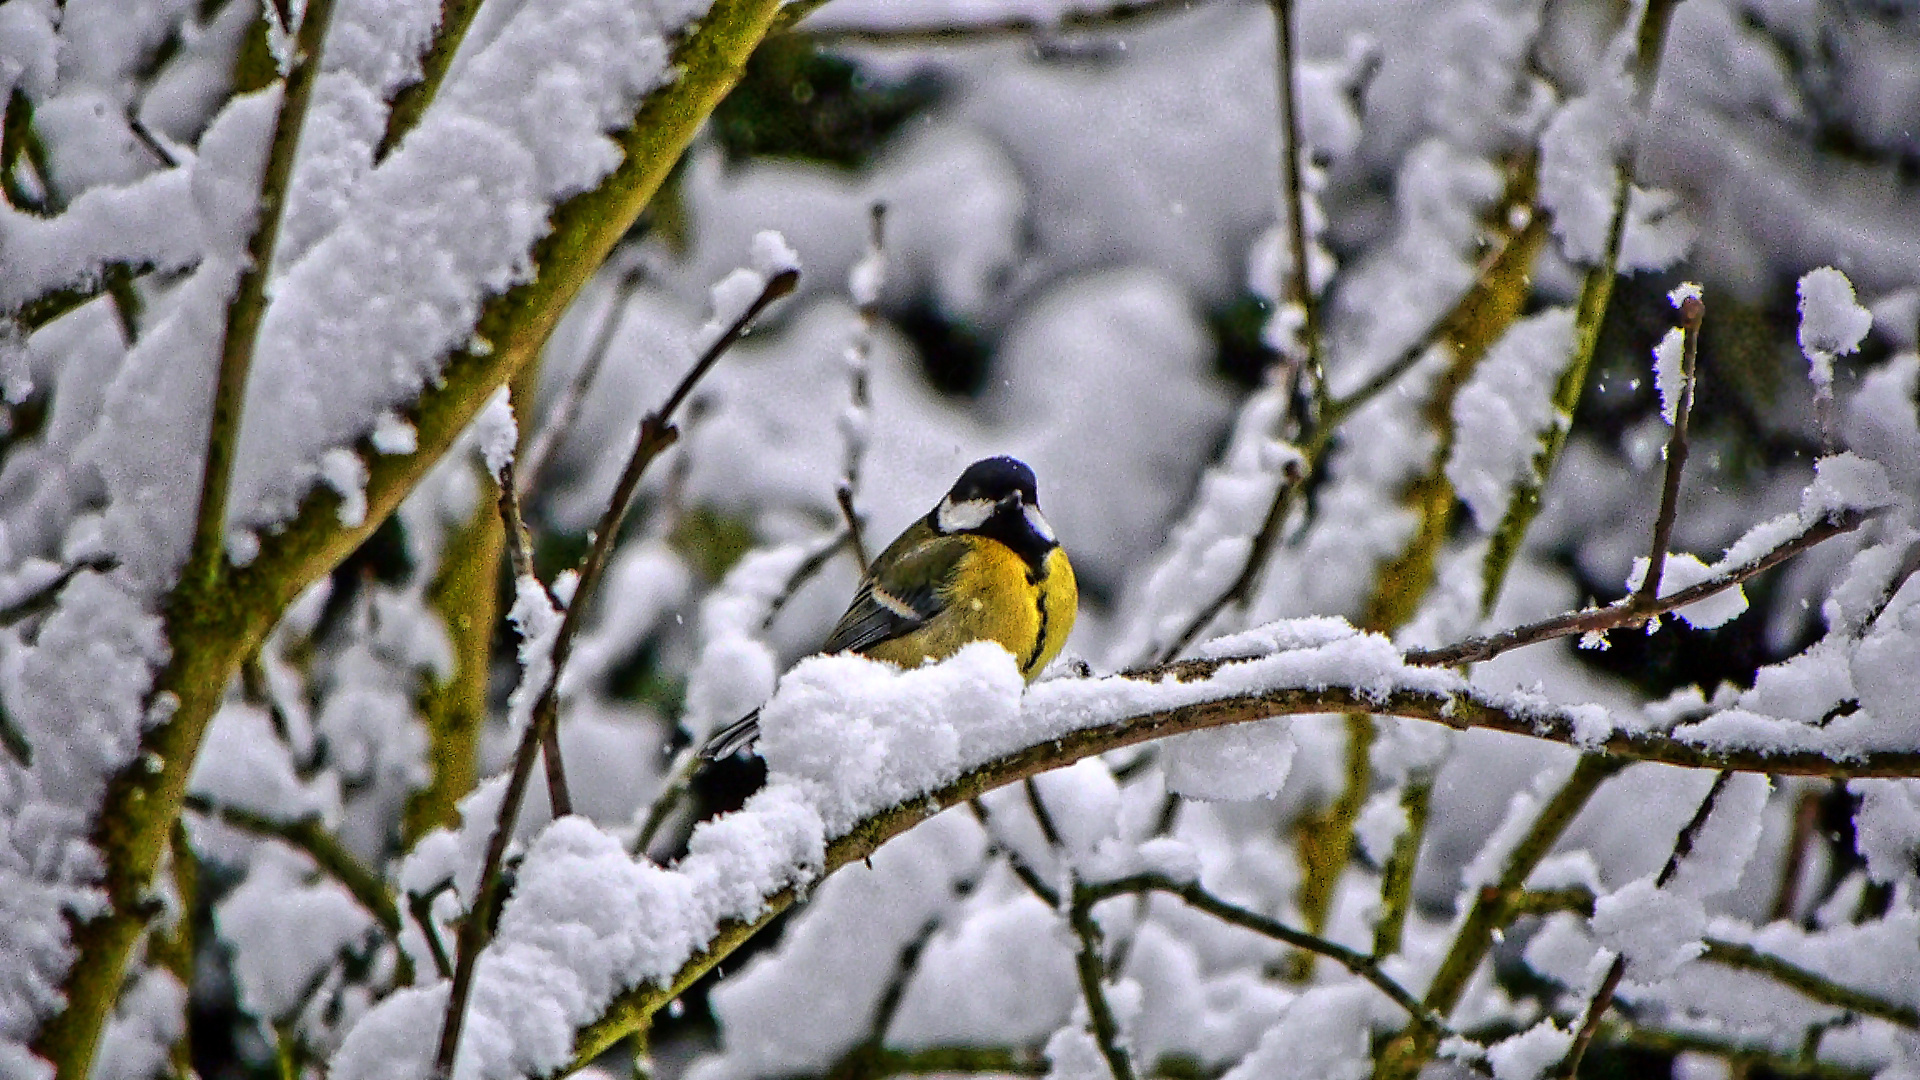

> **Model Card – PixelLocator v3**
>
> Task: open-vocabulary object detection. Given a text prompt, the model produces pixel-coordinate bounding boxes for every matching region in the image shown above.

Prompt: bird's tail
[698,709,761,761]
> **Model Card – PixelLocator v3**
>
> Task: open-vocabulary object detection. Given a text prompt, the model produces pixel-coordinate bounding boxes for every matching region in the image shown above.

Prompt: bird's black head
[931,456,1057,569]
[946,456,1039,508]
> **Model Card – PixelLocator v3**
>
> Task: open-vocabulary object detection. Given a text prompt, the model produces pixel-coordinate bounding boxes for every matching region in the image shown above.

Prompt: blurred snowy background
[2,0,1918,1078]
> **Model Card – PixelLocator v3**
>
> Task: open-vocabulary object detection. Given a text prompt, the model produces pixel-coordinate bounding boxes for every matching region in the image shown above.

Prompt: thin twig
[759,531,852,632]
[1700,938,1920,1028]
[407,886,455,980]
[836,203,885,572]
[1080,874,1449,1035]
[968,799,1061,907]
[1406,509,1872,667]
[1156,448,1308,662]
[432,268,797,1078]
[836,487,869,573]
[183,795,400,936]
[520,266,645,494]
[185,0,337,595]
[1268,0,1322,411]
[1478,0,1688,614]
[1152,215,1525,666]
[787,0,1211,44]
[630,746,702,858]
[0,555,116,630]
[1772,787,1824,922]
[1067,888,1137,1080]
[1559,769,1732,1077]
[1635,293,1706,606]
[495,457,572,819]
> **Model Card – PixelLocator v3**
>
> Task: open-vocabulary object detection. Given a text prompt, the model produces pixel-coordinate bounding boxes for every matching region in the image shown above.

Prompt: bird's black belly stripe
[1024,586,1050,674]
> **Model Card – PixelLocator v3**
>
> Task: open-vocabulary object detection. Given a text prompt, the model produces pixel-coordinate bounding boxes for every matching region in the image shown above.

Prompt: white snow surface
[1447,308,1578,529]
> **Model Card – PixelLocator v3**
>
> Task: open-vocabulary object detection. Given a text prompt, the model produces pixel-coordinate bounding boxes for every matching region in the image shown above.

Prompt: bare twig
[836,487,870,573]
[186,0,337,595]
[407,887,455,980]
[630,746,703,858]
[1406,509,1872,667]
[1772,787,1824,922]
[1371,774,1432,958]
[495,457,572,818]
[520,266,645,493]
[1635,292,1706,606]
[968,799,1062,907]
[758,531,852,632]
[1067,888,1137,1080]
[1081,874,1448,1035]
[1152,211,1529,666]
[1268,0,1321,408]
[1559,769,1732,1077]
[1700,938,1920,1029]
[1156,448,1308,662]
[1478,0,1688,612]
[433,267,797,1078]
[183,794,400,936]
[787,0,1211,44]
[0,556,117,630]
[836,203,885,572]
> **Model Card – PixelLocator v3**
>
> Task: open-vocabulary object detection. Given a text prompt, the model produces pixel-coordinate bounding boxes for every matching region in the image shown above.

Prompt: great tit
[699,455,1078,760]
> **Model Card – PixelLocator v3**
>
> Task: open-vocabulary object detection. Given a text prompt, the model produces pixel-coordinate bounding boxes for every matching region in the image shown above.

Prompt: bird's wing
[822,531,968,655]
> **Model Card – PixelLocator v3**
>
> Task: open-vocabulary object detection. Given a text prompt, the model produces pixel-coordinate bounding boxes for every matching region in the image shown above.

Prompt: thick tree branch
[38,4,787,1075]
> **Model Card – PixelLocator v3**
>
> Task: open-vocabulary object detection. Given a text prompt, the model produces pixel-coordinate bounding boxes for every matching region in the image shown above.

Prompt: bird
[699,455,1077,761]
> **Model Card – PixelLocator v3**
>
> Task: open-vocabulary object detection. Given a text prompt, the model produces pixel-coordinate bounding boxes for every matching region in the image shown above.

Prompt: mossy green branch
[1477,0,1685,612]
[1374,755,1625,1080]
[405,474,504,843]
[377,0,484,159]
[32,2,784,1075]
[35,0,337,1069]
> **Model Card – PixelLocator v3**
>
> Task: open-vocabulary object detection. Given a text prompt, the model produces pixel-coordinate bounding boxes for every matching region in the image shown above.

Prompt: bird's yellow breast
[862,541,1076,681]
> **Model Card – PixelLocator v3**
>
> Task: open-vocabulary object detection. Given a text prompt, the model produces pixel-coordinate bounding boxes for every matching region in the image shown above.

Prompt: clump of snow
[1851,780,1920,887]
[1797,267,1873,393]
[1664,773,1769,899]
[1354,790,1409,865]
[1162,720,1295,803]
[1219,985,1373,1080]
[1625,553,1748,628]
[759,644,1027,836]
[1487,1019,1572,1080]
[472,390,518,484]
[1447,308,1577,530]
[1652,327,1688,425]
[217,845,377,1022]
[1591,876,1705,980]
[504,575,563,736]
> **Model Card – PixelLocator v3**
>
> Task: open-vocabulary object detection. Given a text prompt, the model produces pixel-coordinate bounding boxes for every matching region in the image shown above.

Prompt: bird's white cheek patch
[1024,505,1055,543]
[937,497,994,532]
